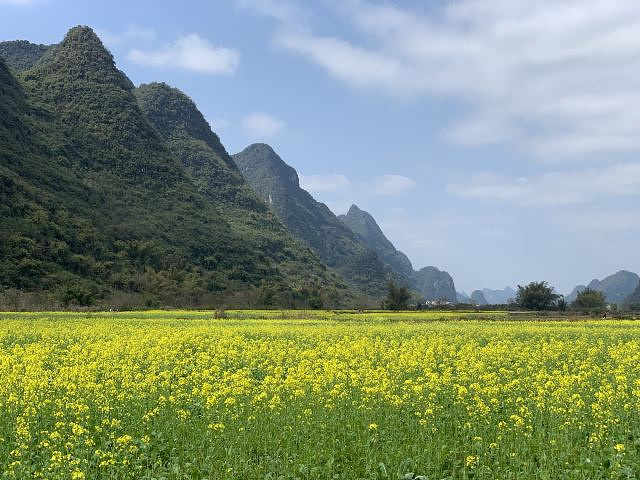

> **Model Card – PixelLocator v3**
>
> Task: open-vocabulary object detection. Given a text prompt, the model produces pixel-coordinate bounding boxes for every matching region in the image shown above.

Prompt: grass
[1,311,639,479]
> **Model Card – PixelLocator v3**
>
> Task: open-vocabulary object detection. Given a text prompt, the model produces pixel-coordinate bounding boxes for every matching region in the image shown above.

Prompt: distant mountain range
[1,26,636,310]
[457,286,516,305]
[0,26,458,308]
[337,206,456,302]
[565,270,639,305]
[482,287,517,304]
[234,145,457,303]
[470,290,488,305]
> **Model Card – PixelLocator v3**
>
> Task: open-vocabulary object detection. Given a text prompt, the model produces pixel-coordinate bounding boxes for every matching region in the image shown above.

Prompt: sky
[1,0,639,294]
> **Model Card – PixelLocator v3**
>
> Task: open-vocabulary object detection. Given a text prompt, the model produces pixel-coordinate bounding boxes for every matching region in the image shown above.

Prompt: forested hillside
[0,26,351,308]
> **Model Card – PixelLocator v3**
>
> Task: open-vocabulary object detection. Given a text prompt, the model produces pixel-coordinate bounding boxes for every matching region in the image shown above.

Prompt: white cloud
[252,0,640,157]
[242,112,284,138]
[446,163,640,206]
[96,25,156,48]
[299,173,350,192]
[127,34,239,74]
[372,175,415,196]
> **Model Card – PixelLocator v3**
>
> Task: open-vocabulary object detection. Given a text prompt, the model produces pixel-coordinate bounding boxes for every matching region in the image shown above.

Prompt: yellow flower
[116,434,132,445]
[369,423,378,431]
[466,455,479,468]
[71,470,85,480]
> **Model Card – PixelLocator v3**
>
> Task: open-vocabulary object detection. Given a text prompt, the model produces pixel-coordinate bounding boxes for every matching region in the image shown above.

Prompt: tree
[571,288,606,313]
[58,282,96,307]
[382,281,411,310]
[515,281,560,311]
[556,296,567,312]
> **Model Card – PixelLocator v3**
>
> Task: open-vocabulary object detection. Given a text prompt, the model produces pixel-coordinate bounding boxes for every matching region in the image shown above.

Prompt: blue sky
[2,0,639,294]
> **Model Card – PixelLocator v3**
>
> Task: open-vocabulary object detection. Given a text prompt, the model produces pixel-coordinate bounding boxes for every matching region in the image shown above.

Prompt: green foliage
[0,27,351,309]
[0,40,51,72]
[382,281,411,310]
[256,282,276,308]
[515,281,560,311]
[58,282,96,306]
[624,282,640,311]
[556,296,567,312]
[133,83,350,304]
[571,288,607,313]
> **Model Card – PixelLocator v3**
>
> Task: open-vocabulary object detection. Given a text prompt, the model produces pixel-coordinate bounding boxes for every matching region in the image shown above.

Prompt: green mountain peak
[1,26,351,308]
[0,40,51,73]
[233,144,390,302]
[24,26,131,89]
[235,143,301,190]
[135,82,231,166]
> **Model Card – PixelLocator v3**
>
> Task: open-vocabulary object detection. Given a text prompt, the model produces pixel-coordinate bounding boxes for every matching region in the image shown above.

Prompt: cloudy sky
[2,0,639,294]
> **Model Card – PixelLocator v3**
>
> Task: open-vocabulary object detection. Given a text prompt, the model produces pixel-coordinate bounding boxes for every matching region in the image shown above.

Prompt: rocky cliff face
[339,205,458,302]
[338,205,414,279]
[471,290,488,305]
[413,266,457,303]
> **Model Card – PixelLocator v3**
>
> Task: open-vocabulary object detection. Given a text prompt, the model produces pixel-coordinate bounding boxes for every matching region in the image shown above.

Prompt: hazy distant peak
[566,270,639,304]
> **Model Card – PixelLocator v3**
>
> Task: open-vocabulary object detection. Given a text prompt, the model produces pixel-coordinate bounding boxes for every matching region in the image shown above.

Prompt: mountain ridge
[0,40,52,72]
[232,143,390,302]
[134,84,349,304]
[338,204,457,302]
[565,270,639,305]
[338,204,414,279]
[0,26,350,308]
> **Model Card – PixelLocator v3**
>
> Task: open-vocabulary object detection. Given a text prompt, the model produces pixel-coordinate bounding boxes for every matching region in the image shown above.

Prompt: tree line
[383,280,614,314]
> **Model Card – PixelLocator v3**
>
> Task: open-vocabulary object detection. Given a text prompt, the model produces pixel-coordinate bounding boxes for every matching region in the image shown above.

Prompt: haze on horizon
[2,0,639,294]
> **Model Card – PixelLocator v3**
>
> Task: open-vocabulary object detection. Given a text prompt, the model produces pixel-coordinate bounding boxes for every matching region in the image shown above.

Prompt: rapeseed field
[0,311,639,479]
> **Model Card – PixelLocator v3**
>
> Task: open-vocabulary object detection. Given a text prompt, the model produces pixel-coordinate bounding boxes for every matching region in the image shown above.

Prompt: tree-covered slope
[0,55,102,293]
[232,143,389,301]
[0,40,51,72]
[0,26,347,308]
[134,83,349,305]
